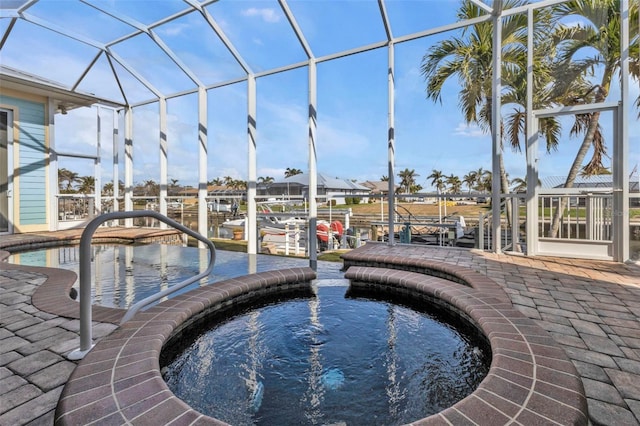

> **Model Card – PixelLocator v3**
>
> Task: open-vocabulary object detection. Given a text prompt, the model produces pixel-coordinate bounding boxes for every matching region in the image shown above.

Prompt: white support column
[491,1,503,254]
[387,41,396,245]
[197,87,208,246]
[613,105,629,260]
[614,0,630,262]
[247,75,258,254]
[112,110,119,214]
[95,106,101,217]
[308,58,318,269]
[48,101,58,231]
[124,106,133,227]
[525,7,538,256]
[159,97,168,224]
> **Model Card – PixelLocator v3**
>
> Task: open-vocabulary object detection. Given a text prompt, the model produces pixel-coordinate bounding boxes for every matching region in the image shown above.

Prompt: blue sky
[3,0,638,190]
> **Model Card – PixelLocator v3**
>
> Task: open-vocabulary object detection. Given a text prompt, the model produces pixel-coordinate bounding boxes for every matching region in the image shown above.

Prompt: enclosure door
[530,103,621,261]
[0,110,12,234]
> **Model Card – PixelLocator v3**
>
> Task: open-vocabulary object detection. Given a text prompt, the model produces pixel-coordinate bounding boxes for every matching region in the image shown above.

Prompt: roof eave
[0,67,125,110]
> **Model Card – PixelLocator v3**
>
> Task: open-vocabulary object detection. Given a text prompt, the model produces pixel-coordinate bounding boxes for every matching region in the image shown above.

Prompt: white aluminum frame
[529,102,624,261]
[1,0,633,263]
[0,108,14,235]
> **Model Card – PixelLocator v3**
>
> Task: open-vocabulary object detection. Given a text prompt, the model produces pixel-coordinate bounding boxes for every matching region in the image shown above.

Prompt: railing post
[585,194,598,240]
[511,196,520,252]
[285,224,290,256]
[67,216,104,360]
[67,210,216,360]
[477,213,484,250]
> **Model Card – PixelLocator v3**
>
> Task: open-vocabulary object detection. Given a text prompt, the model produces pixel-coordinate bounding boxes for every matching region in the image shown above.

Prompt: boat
[219,201,344,253]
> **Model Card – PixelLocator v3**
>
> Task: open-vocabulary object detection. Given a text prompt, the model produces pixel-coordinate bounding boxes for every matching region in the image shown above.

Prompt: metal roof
[273,173,370,191]
[541,173,640,192]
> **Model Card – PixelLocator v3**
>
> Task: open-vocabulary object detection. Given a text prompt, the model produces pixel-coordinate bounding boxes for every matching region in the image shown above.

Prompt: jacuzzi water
[161,281,490,425]
[8,244,343,308]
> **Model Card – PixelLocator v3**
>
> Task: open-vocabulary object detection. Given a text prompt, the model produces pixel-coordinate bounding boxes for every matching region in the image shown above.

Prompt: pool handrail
[68,210,216,360]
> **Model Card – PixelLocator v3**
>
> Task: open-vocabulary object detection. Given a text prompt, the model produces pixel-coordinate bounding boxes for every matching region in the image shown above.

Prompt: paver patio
[1,231,639,425]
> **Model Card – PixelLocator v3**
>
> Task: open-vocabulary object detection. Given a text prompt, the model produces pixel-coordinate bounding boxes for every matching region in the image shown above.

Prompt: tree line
[392,167,495,195]
[57,167,307,196]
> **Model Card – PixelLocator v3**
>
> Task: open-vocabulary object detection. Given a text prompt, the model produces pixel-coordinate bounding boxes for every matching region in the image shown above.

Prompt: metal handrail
[68,210,216,360]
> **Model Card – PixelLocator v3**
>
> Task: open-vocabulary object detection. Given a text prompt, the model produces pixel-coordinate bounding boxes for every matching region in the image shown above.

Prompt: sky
[2,0,638,191]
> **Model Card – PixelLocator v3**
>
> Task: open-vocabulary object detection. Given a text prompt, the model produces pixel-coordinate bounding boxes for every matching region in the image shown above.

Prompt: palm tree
[380,175,389,181]
[258,176,274,184]
[463,172,476,194]
[472,167,485,190]
[229,179,247,190]
[511,175,541,193]
[500,9,572,155]
[580,166,611,177]
[103,180,125,196]
[510,177,527,193]
[102,181,114,196]
[284,168,303,178]
[397,168,419,193]
[547,0,639,237]
[427,169,446,193]
[169,178,180,195]
[142,179,159,197]
[208,177,223,186]
[478,170,492,193]
[58,168,79,193]
[446,174,462,194]
[421,0,530,204]
[77,176,95,194]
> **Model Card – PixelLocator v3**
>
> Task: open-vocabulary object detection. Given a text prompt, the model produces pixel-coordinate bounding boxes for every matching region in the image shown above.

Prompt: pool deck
[1,229,639,425]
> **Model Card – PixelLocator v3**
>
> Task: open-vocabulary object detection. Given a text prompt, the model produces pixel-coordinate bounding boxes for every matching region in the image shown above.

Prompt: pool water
[8,244,343,309]
[161,282,490,425]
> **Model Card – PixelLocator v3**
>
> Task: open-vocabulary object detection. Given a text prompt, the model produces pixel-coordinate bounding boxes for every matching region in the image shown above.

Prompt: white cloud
[453,122,487,138]
[157,22,191,37]
[241,8,280,23]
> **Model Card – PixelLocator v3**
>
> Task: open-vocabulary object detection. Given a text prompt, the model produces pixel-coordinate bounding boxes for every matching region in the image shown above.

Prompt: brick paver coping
[0,227,182,253]
[345,266,587,425]
[341,246,588,423]
[54,259,588,425]
[55,267,316,425]
[0,251,127,325]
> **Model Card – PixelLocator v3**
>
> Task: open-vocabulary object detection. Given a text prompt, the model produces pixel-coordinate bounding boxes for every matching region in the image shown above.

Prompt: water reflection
[8,245,343,310]
[302,287,324,424]
[162,283,491,425]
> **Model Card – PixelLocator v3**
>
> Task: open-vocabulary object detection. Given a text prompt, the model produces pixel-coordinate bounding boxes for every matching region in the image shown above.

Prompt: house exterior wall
[0,90,50,232]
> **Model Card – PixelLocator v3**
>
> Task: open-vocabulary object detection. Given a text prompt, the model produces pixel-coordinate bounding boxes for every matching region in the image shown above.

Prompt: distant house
[541,173,639,192]
[207,185,245,200]
[259,173,371,204]
[359,180,398,195]
[179,187,198,198]
[541,172,639,206]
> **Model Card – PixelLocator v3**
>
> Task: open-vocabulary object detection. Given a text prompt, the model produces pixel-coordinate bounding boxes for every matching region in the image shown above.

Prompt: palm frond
[504,109,525,152]
[539,117,561,152]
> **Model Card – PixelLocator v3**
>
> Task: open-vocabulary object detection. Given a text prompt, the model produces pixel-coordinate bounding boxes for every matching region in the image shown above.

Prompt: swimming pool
[8,244,343,309]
